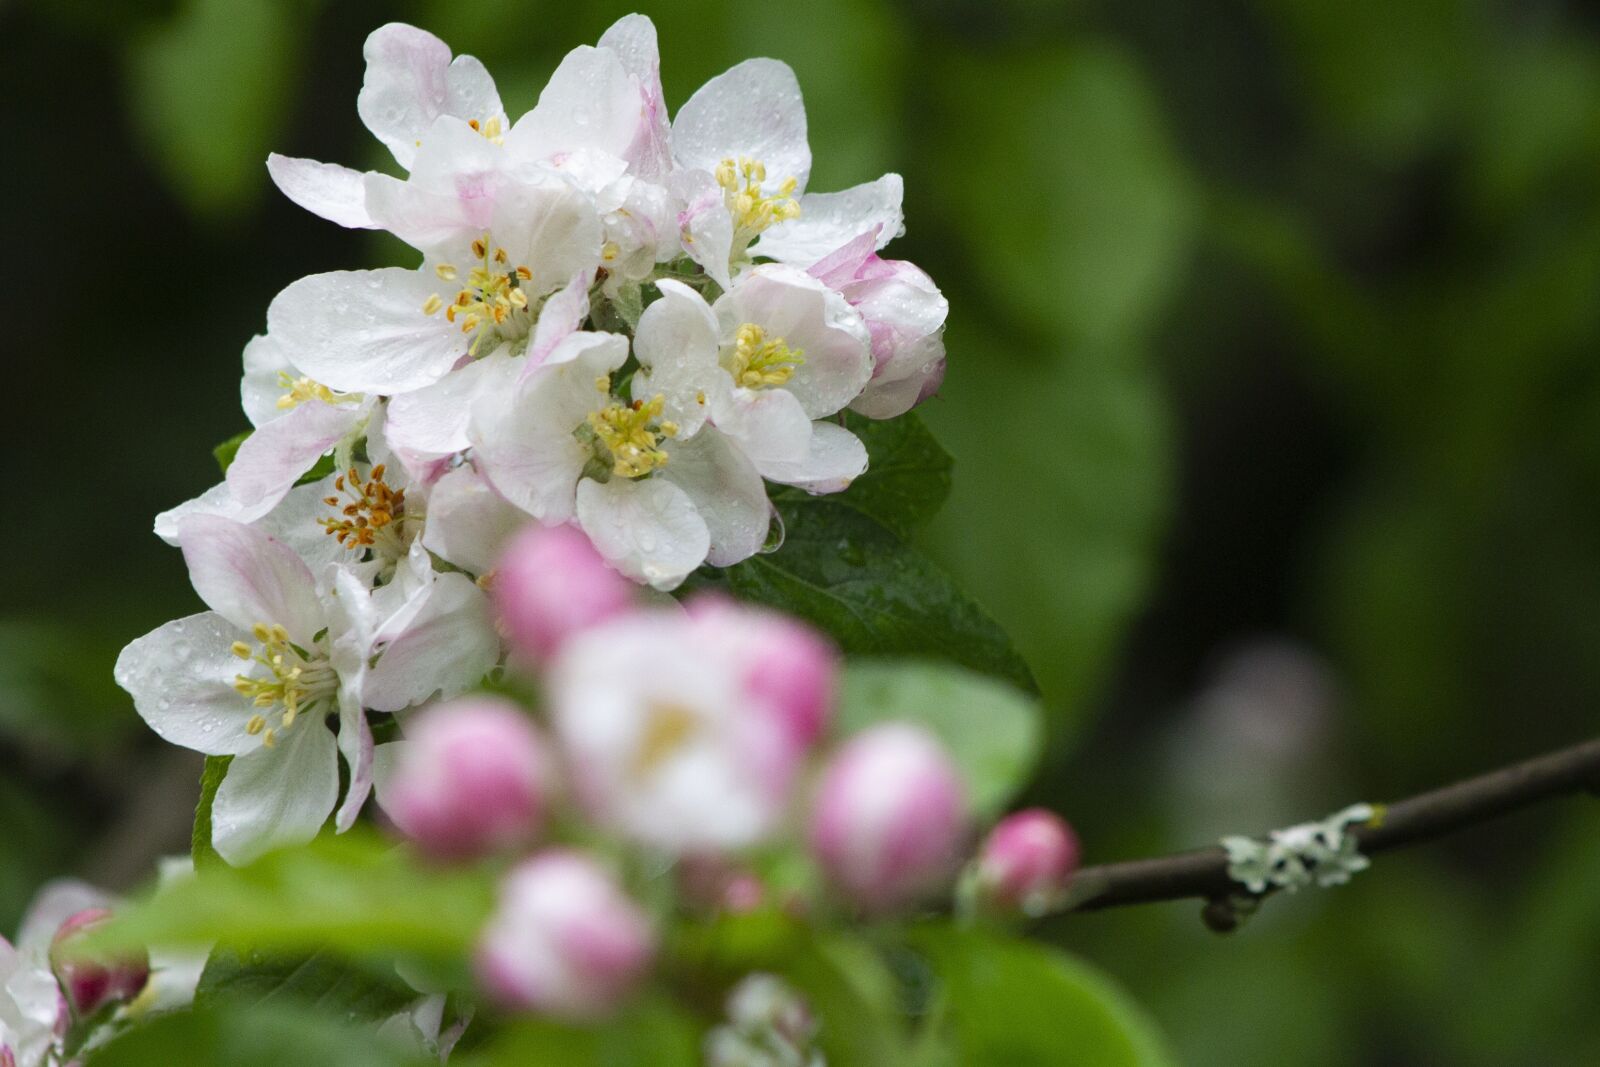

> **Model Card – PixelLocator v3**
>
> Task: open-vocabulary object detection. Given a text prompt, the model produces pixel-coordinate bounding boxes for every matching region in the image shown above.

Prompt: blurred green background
[5,0,1600,1061]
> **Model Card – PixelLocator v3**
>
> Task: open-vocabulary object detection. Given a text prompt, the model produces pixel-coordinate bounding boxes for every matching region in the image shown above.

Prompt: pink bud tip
[975,808,1080,914]
[385,698,552,862]
[688,596,839,750]
[493,524,635,660]
[475,851,656,1019]
[807,724,968,912]
[49,908,149,1018]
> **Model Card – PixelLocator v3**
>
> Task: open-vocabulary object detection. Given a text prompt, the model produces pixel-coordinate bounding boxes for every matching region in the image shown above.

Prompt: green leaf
[473,999,700,1067]
[698,501,1034,691]
[98,831,493,970]
[126,0,305,220]
[212,432,250,475]
[773,413,953,540]
[191,755,230,871]
[88,1004,432,1067]
[838,660,1043,818]
[912,929,1174,1067]
[195,947,417,1021]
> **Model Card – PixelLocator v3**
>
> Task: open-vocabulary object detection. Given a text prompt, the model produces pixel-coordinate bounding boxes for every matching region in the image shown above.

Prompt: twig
[1057,736,1600,930]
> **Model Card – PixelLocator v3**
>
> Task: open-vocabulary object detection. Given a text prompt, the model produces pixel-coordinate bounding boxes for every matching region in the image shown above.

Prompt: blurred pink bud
[48,909,149,1018]
[386,699,552,862]
[677,854,767,914]
[808,724,968,912]
[975,808,1080,914]
[475,851,655,1019]
[688,596,839,749]
[493,524,634,660]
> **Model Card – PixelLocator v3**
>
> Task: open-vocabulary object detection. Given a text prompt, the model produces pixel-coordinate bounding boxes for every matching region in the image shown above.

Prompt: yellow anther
[423,233,534,355]
[467,116,505,144]
[232,621,338,751]
[320,464,412,556]
[728,323,805,389]
[262,728,277,748]
[231,641,252,660]
[246,715,266,735]
[601,240,621,263]
[422,294,444,316]
[595,375,612,394]
[275,373,352,412]
[587,394,675,478]
[715,156,801,242]
[434,264,458,281]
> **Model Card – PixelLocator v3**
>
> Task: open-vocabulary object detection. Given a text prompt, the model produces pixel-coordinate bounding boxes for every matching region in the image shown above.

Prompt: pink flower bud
[48,909,149,1018]
[677,854,767,914]
[688,596,839,749]
[807,724,968,912]
[475,851,655,1019]
[975,808,1080,914]
[493,524,634,660]
[385,699,552,862]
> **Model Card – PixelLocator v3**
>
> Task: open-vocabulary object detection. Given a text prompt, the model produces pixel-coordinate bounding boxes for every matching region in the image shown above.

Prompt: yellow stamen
[275,373,355,412]
[728,323,805,389]
[715,156,801,243]
[232,622,338,751]
[422,233,534,355]
[587,394,675,478]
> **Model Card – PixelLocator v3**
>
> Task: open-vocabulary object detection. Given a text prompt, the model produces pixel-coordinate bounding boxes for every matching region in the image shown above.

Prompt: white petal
[225,400,362,510]
[488,175,603,296]
[660,429,770,567]
[851,330,946,420]
[753,173,904,266]
[256,475,353,580]
[576,477,709,591]
[266,154,377,229]
[154,481,273,546]
[268,268,465,395]
[420,465,527,575]
[632,278,719,434]
[358,24,502,170]
[667,168,733,291]
[335,687,374,833]
[177,515,324,642]
[210,722,339,865]
[709,384,812,467]
[113,613,262,756]
[526,269,593,371]
[363,573,500,711]
[755,420,868,493]
[386,351,517,458]
[673,58,811,195]
[364,116,503,253]
[240,333,297,429]
[597,14,672,179]
[505,46,640,164]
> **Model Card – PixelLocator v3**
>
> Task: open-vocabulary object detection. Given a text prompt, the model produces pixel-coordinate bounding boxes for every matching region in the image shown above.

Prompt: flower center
[230,623,337,748]
[423,234,534,355]
[715,156,800,245]
[319,464,417,561]
[727,324,804,389]
[632,702,700,777]
[580,377,679,479]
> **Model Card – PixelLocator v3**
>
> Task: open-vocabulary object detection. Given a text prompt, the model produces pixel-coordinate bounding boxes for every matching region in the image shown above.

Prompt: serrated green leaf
[912,929,1174,1067]
[195,947,417,1021]
[838,660,1042,818]
[700,501,1034,691]
[191,755,230,871]
[773,413,953,540]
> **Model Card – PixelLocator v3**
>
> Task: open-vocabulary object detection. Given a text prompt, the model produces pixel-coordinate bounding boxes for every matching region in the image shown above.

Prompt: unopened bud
[974,808,1080,915]
[49,909,149,1018]
[385,698,552,862]
[807,724,968,912]
[493,525,634,660]
[475,851,655,1019]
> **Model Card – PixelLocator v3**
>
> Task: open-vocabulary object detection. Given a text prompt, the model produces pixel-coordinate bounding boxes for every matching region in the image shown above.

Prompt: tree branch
[1058,736,1600,930]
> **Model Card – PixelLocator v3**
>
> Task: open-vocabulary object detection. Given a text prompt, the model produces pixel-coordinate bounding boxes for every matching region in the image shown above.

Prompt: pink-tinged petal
[267,268,464,395]
[364,116,504,253]
[754,420,868,494]
[667,169,733,291]
[806,229,879,288]
[210,722,339,865]
[753,173,903,266]
[153,481,274,546]
[631,278,719,434]
[575,477,710,590]
[113,613,262,756]
[505,46,640,165]
[673,59,811,195]
[176,515,323,642]
[526,269,594,372]
[488,176,604,296]
[851,330,946,419]
[334,686,375,833]
[659,429,769,567]
[387,351,517,458]
[708,384,812,468]
[225,400,362,510]
[362,573,500,711]
[240,333,294,428]
[358,23,502,170]
[420,465,527,576]
[257,476,351,579]
[266,154,377,229]
[597,14,672,178]
[17,881,114,955]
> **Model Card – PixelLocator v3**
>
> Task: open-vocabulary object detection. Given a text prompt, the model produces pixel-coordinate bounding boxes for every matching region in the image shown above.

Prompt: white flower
[634,265,873,493]
[469,331,768,589]
[0,887,71,1067]
[114,516,498,864]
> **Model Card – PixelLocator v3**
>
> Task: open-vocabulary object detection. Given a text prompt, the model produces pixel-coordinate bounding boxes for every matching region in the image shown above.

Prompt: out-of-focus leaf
[772,413,953,540]
[0,620,141,755]
[472,999,699,1067]
[126,0,306,220]
[838,660,1042,817]
[697,501,1035,691]
[88,1004,431,1067]
[913,928,1173,1067]
[195,947,416,1020]
[96,831,493,968]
